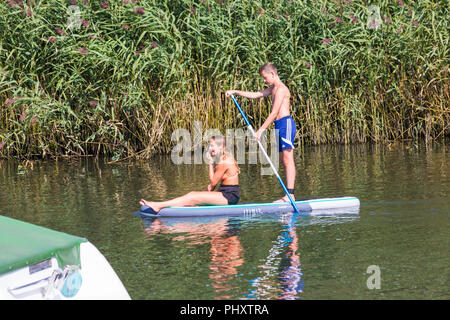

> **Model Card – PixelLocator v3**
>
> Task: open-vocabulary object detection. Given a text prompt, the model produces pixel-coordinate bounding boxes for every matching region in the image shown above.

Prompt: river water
[0,143,448,299]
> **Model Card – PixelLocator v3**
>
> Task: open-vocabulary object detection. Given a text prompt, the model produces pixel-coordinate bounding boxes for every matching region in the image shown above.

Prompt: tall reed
[0,0,448,159]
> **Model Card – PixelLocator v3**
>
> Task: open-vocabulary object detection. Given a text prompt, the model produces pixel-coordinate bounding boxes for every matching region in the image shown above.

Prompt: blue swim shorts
[274,116,296,152]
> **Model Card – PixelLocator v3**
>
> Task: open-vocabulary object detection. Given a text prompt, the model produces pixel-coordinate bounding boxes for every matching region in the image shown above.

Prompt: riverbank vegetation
[0,0,448,159]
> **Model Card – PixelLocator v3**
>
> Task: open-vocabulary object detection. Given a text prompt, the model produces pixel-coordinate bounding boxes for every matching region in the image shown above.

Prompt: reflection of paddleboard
[136,211,360,230]
[134,196,360,218]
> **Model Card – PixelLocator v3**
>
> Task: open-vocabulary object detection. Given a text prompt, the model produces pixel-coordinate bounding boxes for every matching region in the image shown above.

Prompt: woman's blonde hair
[210,135,240,173]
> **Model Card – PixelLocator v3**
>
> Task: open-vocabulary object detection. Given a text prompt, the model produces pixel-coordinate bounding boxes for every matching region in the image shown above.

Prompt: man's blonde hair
[259,62,278,75]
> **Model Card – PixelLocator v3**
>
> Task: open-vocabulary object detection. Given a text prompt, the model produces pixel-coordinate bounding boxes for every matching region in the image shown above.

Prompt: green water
[0,143,448,299]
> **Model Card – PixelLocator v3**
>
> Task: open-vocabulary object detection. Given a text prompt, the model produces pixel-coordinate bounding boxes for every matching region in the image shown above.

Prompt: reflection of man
[278,217,303,299]
[143,218,243,299]
[247,213,303,299]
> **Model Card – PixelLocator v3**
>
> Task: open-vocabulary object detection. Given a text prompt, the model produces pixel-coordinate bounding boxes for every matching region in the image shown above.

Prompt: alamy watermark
[170,121,279,175]
[67,5,82,30]
[366,265,381,289]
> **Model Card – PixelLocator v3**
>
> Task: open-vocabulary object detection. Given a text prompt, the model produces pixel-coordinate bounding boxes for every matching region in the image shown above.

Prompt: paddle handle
[230,95,299,214]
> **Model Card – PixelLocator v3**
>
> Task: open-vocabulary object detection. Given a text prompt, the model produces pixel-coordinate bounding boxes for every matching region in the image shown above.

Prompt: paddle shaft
[230,95,299,214]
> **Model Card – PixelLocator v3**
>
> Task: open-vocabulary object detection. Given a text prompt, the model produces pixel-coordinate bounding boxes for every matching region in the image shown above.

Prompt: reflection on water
[247,212,303,300]
[278,216,303,300]
[1,142,448,299]
[139,211,359,300]
[142,216,244,299]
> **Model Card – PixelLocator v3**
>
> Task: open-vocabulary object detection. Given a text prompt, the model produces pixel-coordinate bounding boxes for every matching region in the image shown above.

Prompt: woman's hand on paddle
[207,183,214,192]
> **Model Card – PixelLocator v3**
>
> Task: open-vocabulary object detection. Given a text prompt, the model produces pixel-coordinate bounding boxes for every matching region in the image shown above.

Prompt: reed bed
[0,0,448,159]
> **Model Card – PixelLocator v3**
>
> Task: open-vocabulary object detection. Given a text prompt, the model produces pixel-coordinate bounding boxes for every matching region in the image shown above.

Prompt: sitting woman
[140,135,240,213]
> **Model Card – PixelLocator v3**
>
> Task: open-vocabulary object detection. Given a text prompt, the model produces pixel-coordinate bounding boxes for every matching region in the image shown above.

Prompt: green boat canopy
[0,215,87,275]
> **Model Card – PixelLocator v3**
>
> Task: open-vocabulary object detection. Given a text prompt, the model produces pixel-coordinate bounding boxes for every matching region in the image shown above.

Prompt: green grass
[0,0,448,159]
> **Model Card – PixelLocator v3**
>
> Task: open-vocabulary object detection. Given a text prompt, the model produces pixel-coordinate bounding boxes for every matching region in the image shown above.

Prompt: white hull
[0,242,130,300]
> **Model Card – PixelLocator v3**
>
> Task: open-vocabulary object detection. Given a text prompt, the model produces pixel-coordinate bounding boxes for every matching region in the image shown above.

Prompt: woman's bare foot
[139,199,162,213]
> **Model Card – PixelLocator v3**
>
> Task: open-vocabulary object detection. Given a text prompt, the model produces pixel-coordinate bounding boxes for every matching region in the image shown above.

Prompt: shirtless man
[226,62,297,202]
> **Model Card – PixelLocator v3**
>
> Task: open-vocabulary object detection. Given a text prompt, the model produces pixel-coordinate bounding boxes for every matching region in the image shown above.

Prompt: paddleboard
[134,196,360,218]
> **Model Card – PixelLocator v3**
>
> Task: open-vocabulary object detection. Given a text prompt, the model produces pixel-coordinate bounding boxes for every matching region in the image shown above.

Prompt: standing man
[226,62,297,202]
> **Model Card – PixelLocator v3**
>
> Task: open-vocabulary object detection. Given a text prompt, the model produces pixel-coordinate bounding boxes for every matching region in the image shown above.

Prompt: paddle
[230,95,300,214]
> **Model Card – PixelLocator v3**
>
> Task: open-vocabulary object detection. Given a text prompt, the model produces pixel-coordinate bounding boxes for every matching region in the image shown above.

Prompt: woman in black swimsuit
[140,135,240,213]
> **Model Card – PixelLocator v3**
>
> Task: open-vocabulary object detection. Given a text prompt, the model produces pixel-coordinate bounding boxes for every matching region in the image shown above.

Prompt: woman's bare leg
[140,191,228,213]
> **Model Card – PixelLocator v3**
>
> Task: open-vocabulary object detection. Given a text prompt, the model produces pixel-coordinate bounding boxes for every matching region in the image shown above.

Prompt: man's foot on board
[139,199,162,213]
[273,194,295,203]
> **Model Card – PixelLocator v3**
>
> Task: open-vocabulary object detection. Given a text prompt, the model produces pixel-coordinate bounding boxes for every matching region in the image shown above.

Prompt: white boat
[0,215,131,300]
